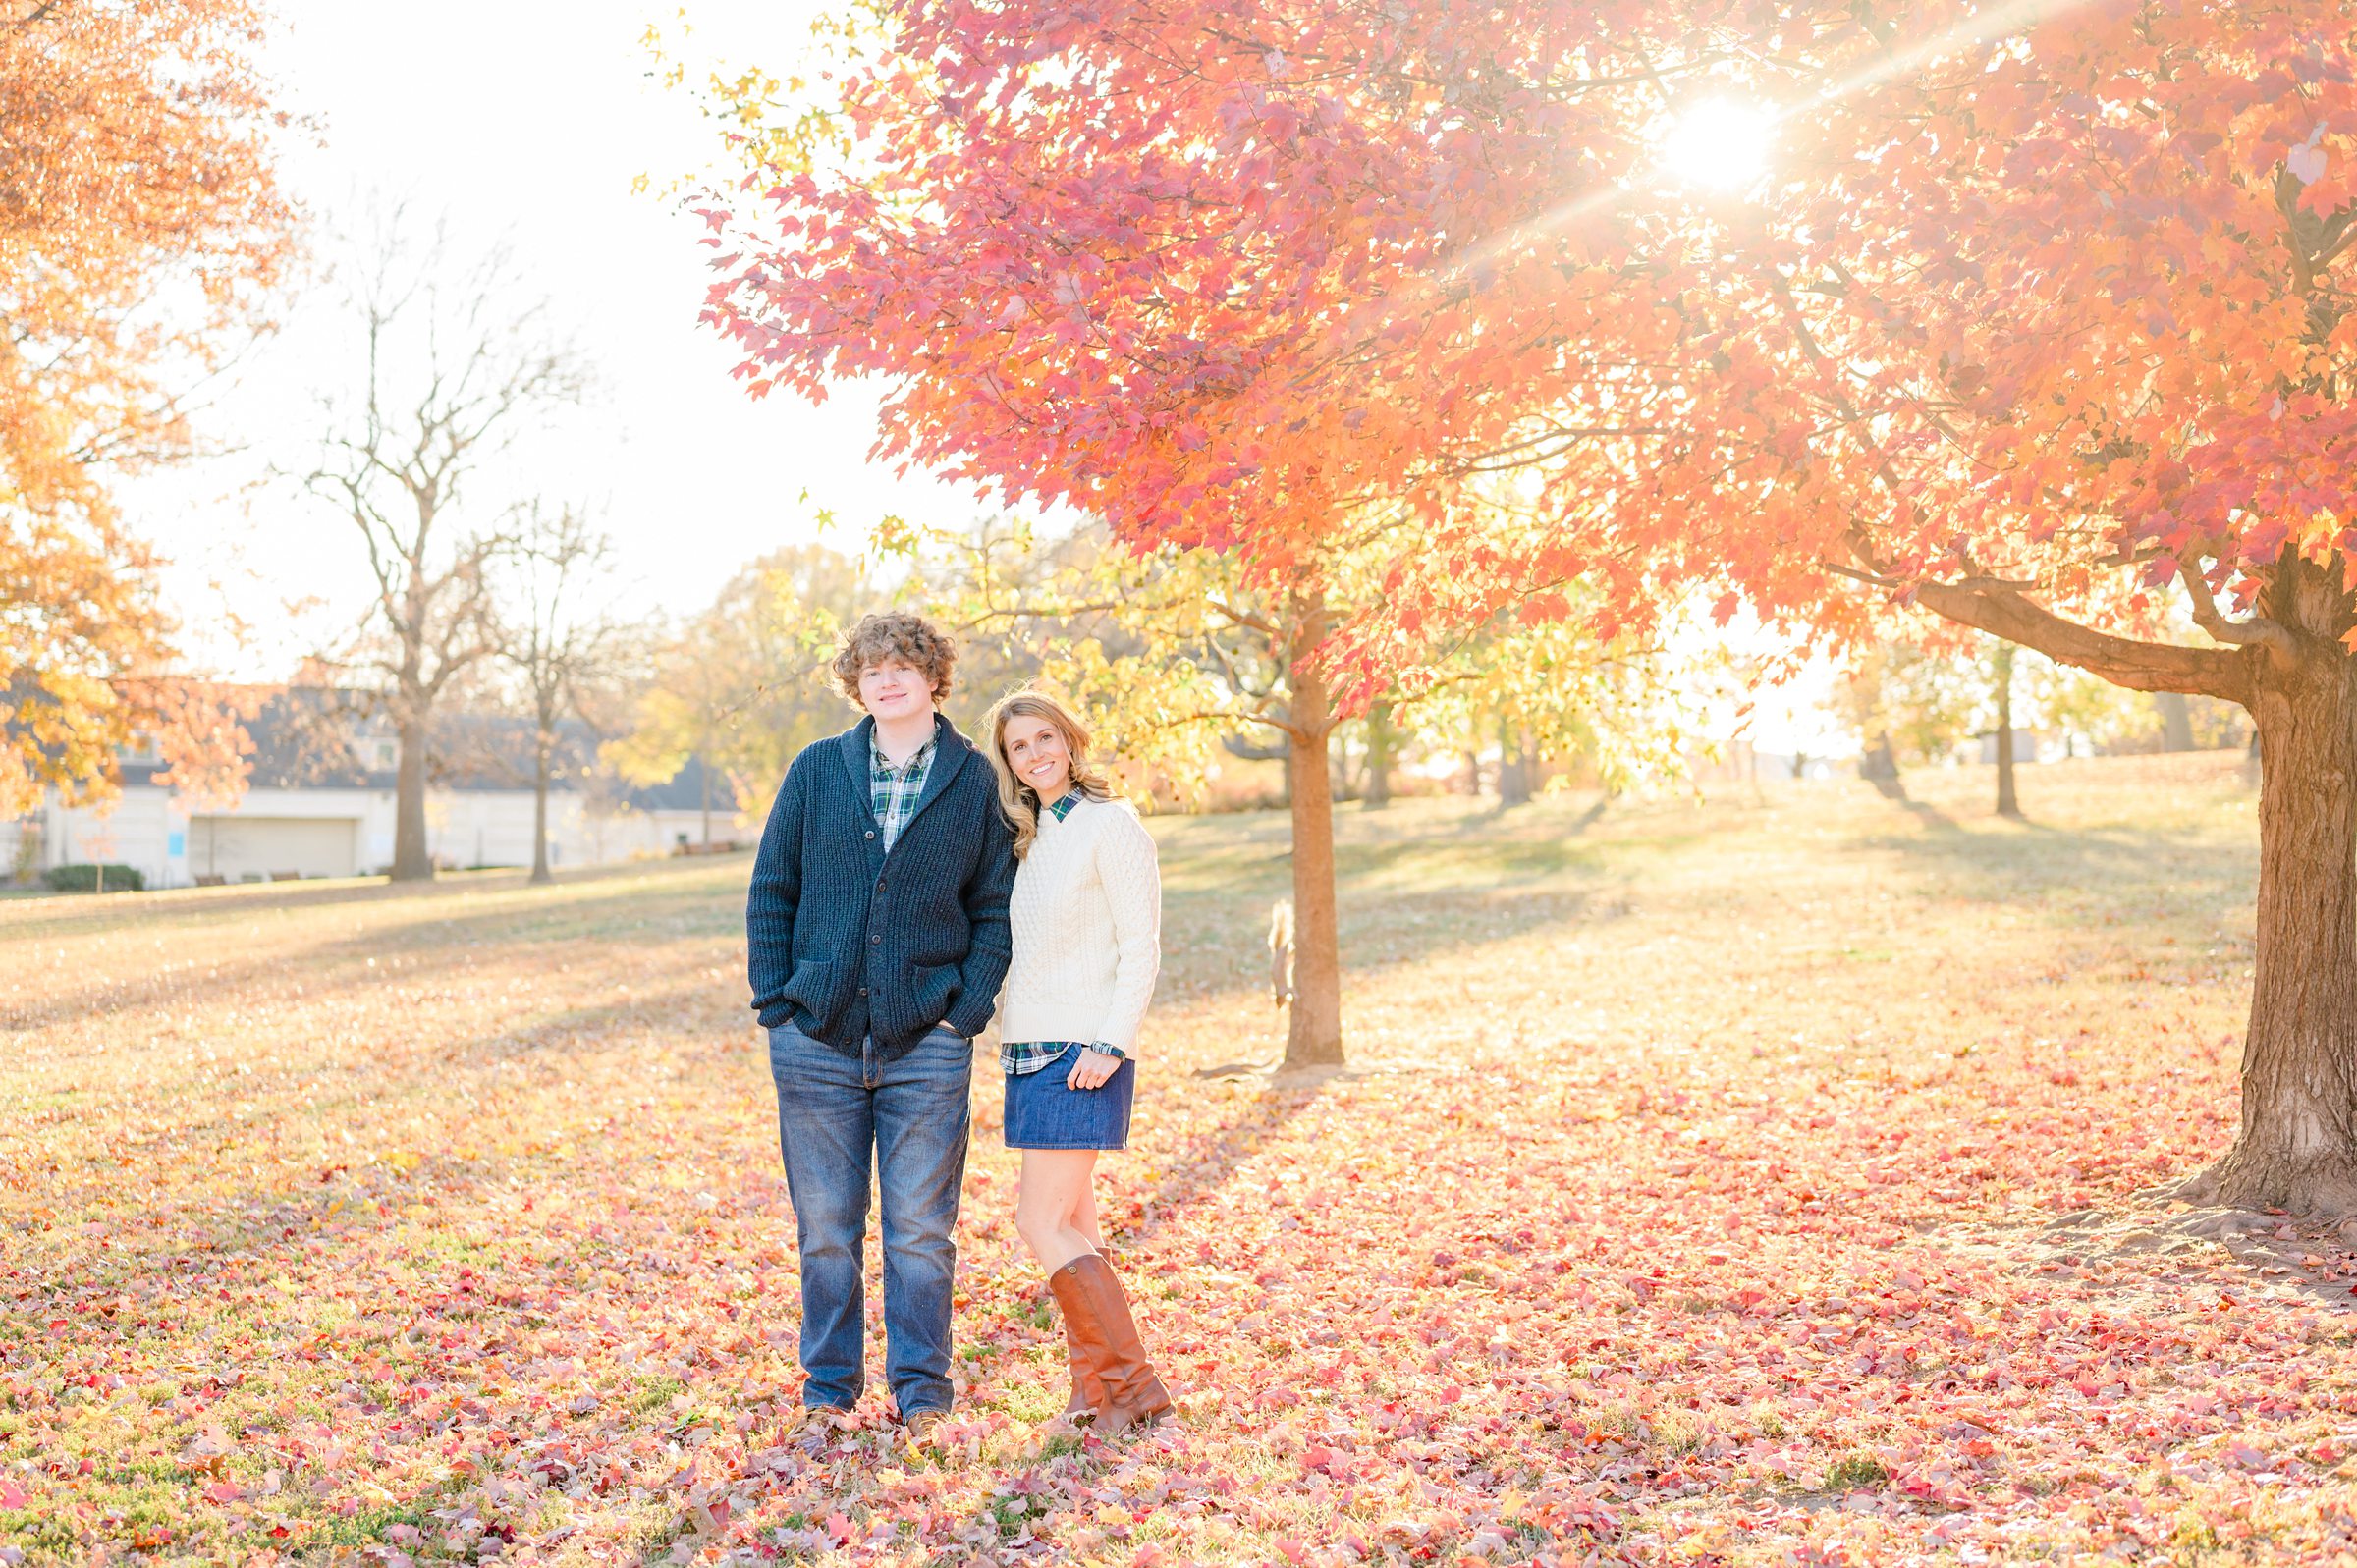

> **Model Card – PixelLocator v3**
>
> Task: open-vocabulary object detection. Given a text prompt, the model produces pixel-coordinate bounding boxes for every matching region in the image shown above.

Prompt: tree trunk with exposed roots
[2174,557,2357,1213]
[1923,551,2357,1213]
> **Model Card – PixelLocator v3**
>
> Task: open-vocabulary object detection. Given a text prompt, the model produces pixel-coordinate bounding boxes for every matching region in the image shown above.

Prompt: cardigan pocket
[780,958,836,1016]
[910,960,961,1022]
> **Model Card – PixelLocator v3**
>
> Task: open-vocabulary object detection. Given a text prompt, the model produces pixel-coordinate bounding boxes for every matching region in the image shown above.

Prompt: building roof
[120,689,721,811]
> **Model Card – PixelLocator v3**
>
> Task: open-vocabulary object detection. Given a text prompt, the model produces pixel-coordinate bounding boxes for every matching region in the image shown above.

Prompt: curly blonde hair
[830,610,957,708]
[983,688,1117,859]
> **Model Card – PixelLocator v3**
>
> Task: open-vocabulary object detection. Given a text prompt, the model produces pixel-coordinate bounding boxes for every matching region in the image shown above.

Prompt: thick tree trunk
[2157,691,2196,752]
[1993,645,2021,818]
[392,714,433,882]
[1900,552,2357,1211]
[1284,600,1343,1069]
[1363,701,1395,809]
[530,730,553,886]
[2181,557,2357,1214]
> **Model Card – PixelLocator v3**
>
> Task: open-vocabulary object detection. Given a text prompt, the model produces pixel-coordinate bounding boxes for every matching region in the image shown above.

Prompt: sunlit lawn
[7,751,2355,1566]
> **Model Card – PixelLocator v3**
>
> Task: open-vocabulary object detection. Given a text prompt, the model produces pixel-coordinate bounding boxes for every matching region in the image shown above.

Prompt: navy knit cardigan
[745,713,1017,1057]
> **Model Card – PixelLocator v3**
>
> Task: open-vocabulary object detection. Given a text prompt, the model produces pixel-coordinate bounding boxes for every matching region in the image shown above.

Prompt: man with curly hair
[746,610,1016,1448]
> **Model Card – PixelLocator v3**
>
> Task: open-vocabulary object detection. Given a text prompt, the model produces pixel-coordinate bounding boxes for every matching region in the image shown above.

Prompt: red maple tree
[698,1,2357,1211]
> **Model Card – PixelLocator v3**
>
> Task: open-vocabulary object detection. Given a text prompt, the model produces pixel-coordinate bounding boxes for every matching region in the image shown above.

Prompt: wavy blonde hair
[984,688,1117,860]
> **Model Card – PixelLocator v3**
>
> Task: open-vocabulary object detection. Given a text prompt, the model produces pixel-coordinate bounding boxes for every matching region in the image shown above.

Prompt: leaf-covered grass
[6,751,2355,1565]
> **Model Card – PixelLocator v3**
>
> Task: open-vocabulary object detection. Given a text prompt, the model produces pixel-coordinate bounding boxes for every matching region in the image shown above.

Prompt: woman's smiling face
[1001,713,1072,798]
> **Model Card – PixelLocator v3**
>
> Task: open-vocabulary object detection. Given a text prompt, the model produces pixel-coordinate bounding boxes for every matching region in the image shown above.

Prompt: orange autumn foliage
[695,0,2351,688]
[0,0,294,815]
[697,0,2357,1212]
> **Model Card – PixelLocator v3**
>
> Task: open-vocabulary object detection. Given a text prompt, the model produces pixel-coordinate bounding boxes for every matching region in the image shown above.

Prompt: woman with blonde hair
[982,687,1173,1435]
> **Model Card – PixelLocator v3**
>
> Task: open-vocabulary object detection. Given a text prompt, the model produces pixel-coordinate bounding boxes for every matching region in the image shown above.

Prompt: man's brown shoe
[901,1408,948,1452]
[1049,1254,1173,1437]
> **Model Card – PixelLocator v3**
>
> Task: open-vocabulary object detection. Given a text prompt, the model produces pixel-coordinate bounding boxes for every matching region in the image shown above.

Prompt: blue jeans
[766,1020,972,1416]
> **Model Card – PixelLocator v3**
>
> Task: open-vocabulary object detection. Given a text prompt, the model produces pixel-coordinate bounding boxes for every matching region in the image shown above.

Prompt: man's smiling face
[858,656,936,722]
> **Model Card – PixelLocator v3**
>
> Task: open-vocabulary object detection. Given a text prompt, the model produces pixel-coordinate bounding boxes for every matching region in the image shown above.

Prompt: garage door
[188,816,361,880]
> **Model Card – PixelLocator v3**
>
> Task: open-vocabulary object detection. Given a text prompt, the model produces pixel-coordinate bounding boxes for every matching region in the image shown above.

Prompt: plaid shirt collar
[1045,790,1083,823]
[869,725,938,853]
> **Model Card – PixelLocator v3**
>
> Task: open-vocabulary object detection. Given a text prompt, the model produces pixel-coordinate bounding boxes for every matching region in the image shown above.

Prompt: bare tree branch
[2176,557,2301,667]
[1906,577,2249,701]
[300,203,593,879]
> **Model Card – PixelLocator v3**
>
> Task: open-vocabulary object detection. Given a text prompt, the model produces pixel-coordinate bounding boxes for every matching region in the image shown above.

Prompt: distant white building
[3,694,742,890]
[1976,728,2055,765]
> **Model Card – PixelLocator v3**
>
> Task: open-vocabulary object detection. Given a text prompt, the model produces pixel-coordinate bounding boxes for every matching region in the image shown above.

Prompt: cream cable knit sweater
[997,794,1162,1054]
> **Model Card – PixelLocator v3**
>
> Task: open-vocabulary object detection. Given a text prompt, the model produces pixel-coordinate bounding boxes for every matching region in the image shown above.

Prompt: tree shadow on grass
[17,973,731,1296]
[1154,793,1627,898]
[0,865,745,1034]
[1119,1075,1334,1262]
[1857,816,2254,917]
[917,1078,1333,1535]
[1943,1201,2357,1318]
[1157,863,1622,1023]
[1885,784,1959,832]
[0,854,752,943]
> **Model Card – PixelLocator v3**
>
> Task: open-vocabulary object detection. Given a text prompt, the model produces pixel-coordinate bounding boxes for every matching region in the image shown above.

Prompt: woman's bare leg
[1016,1150,1104,1422]
[1014,1149,1101,1274]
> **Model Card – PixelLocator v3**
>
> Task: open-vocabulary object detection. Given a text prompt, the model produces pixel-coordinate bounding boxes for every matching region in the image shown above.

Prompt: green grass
[1824,1453,1893,1490]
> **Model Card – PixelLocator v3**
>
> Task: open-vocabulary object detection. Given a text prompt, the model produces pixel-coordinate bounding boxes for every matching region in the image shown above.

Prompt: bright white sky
[131,0,966,675]
[123,0,1850,757]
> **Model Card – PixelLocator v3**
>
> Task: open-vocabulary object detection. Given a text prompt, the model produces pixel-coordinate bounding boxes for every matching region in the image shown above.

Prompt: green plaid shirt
[1001,792,1124,1076]
[870,729,937,853]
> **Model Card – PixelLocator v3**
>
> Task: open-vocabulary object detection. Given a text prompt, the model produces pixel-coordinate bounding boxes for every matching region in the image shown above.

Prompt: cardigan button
[864,830,876,839]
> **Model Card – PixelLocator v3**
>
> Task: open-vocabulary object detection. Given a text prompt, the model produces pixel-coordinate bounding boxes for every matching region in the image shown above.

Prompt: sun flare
[1656,99,1776,191]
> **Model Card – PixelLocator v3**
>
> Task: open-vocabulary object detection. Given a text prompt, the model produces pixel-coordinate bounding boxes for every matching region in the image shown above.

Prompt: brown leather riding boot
[1051,1254,1173,1436]
[1059,1232,1116,1418]
[1058,1306,1105,1423]
[1049,1259,1110,1424]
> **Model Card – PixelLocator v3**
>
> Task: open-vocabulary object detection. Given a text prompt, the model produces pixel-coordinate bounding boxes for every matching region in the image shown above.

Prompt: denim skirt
[1004,1047,1136,1151]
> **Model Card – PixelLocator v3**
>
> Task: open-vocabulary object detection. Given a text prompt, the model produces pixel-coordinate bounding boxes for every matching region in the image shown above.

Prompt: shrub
[42,863,145,893]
